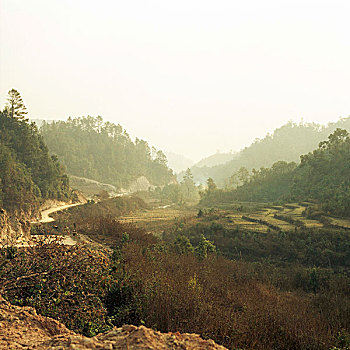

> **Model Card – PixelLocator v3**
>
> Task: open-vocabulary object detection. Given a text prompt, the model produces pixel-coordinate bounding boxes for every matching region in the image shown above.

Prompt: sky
[1,0,350,161]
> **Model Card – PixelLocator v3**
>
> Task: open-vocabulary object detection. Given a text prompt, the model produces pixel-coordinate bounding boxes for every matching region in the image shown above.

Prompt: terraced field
[243,213,295,232]
[325,216,350,230]
[215,203,326,233]
[224,214,270,233]
[118,207,197,236]
[276,205,324,229]
[117,201,348,236]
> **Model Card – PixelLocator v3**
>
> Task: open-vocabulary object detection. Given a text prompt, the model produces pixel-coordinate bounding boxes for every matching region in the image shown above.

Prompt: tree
[195,234,216,259]
[206,177,217,193]
[173,235,194,254]
[237,167,250,184]
[181,168,198,202]
[5,89,28,119]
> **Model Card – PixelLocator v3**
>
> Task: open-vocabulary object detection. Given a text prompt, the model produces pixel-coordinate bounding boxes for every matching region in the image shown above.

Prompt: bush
[0,237,112,336]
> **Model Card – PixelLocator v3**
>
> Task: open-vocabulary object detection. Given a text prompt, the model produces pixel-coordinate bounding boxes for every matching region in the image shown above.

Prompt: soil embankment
[0,295,226,349]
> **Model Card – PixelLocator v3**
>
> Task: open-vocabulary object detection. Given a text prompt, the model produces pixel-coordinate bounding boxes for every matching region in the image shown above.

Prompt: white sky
[1,0,350,161]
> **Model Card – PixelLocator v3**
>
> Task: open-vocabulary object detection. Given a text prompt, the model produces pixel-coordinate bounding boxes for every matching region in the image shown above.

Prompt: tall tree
[206,177,217,193]
[6,89,28,119]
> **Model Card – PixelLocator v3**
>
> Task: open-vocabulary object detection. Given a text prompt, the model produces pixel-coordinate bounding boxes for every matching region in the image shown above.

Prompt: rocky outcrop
[69,175,118,197]
[122,176,155,193]
[0,294,73,349]
[0,209,31,245]
[0,295,227,349]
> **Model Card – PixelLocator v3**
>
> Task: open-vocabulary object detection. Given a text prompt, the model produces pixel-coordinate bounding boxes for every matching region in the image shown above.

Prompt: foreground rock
[0,209,32,246]
[0,295,227,349]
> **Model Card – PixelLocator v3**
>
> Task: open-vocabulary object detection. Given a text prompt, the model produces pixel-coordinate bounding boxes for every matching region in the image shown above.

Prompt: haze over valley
[1,1,350,349]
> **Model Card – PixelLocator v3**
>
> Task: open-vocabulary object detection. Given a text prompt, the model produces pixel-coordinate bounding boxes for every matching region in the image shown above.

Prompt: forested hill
[40,116,174,189]
[0,110,71,214]
[201,128,350,216]
[190,118,350,186]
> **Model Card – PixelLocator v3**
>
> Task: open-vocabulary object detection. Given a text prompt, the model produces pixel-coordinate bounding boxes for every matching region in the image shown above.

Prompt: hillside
[165,151,194,173]
[194,151,236,168]
[190,118,350,185]
[200,128,350,217]
[0,109,71,215]
[40,116,174,189]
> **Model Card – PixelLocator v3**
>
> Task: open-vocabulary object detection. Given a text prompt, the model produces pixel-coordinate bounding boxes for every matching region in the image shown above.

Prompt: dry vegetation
[2,198,349,349]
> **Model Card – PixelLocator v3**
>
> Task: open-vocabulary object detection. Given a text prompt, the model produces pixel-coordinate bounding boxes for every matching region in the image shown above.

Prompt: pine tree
[6,89,28,119]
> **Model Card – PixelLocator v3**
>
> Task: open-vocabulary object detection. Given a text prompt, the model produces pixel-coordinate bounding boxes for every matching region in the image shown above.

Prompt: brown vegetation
[2,199,349,349]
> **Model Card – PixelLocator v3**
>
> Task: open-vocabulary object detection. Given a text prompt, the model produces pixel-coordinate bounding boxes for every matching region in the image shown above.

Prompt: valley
[0,94,350,349]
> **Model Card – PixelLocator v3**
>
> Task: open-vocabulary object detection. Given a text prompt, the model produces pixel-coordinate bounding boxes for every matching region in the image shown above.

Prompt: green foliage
[197,209,204,217]
[201,129,350,216]
[0,238,111,336]
[201,161,296,205]
[187,118,350,186]
[5,89,28,120]
[148,169,200,205]
[179,168,200,203]
[0,106,71,213]
[292,128,350,216]
[40,116,174,189]
[173,235,194,254]
[171,221,350,272]
[195,234,216,259]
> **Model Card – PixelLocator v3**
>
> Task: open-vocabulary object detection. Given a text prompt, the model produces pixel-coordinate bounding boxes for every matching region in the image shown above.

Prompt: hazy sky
[1,0,350,161]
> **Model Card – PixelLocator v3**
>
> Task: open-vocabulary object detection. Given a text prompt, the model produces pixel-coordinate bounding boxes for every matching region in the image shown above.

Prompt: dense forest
[201,128,350,217]
[0,90,71,214]
[40,116,174,189]
[188,118,350,185]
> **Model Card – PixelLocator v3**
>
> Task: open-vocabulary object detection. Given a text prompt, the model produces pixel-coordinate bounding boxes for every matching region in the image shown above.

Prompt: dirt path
[8,203,86,248]
[11,201,113,249]
[31,202,83,224]
[13,235,78,247]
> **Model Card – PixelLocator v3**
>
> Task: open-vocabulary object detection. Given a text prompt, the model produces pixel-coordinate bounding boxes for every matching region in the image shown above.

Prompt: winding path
[31,202,83,224]
[12,202,86,247]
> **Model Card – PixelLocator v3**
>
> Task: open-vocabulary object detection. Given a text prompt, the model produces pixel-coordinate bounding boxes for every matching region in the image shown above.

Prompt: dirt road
[32,202,83,224]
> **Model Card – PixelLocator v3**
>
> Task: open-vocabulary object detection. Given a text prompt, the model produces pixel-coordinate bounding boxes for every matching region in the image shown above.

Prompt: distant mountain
[165,151,194,173]
[194,152,236,168]
[189,117,350,186]
[177,152,237,184]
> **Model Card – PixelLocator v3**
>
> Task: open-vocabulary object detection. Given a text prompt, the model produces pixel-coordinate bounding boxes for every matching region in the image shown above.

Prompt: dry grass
[325,216,350,230]
[118,208,197,236]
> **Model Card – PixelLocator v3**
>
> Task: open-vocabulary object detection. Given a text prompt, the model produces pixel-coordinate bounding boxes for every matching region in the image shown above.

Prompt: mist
[1,0,350,161]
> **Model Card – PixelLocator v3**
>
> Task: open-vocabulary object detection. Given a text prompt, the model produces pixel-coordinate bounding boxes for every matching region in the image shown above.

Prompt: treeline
[0,95,71,214]
[148,168,200,205]
[188,118,350,186]
[40,116,174,189]
[201,128,350,216]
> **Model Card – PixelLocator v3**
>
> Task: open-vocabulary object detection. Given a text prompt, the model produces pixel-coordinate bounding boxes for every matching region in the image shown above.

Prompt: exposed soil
[0,295,227,349]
